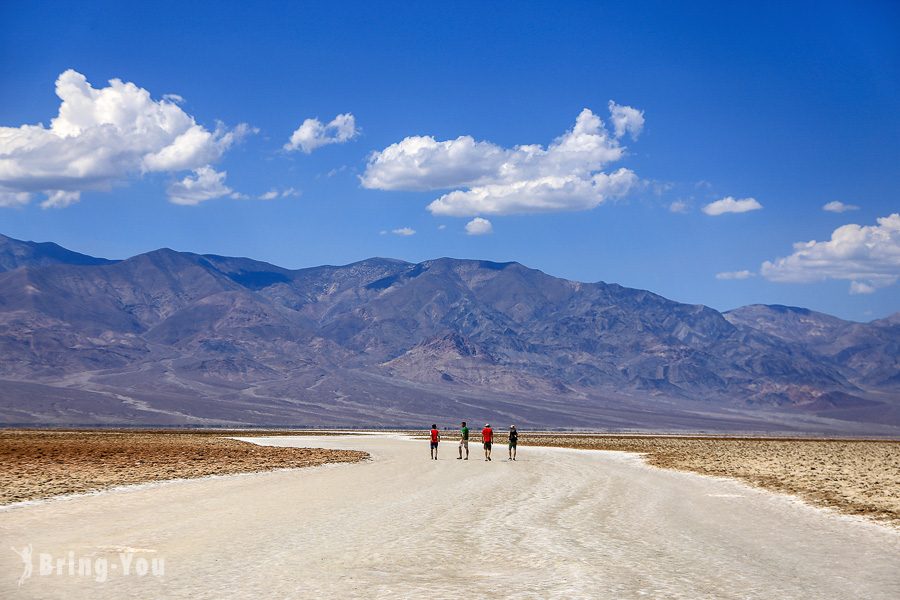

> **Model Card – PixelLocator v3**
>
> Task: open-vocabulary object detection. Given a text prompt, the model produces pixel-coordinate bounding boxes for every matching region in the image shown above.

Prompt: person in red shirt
[429,424,440,460]
[481,423,494,461]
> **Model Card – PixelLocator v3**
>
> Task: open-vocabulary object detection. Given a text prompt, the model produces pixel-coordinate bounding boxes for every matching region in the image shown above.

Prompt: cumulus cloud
[284,113,358,153]
[715,270,755,280]
[325,165,349,178]
[0,69,251,208]
[823,200,859,213]
[428,168,637,216]
[669,200,689,213]
[361,104,642,217]
[391,227,416,236]
[257,187,300,200]
[607,100,645,139]
[761,213,900,294]
[465,217,493,235]
[0,190,33,208]
[702,196,762,216]
[167,167,238,206]
[41,190,81,209]
[849,281,876,295]
[362,135,510,192]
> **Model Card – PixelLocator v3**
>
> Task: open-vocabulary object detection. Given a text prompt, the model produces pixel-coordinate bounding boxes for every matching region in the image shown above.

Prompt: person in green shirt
[457,421,469,460]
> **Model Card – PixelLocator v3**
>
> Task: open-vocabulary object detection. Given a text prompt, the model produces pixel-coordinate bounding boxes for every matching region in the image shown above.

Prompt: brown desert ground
[0,430,367,505]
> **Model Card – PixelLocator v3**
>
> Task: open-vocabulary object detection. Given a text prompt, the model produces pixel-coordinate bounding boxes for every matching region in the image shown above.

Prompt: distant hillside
[0,233,897,433]
[0,233,116,271]
[725,304,900,391]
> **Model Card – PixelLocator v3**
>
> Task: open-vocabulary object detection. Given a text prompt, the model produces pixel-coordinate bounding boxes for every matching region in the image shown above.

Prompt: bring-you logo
[10,544,164,586]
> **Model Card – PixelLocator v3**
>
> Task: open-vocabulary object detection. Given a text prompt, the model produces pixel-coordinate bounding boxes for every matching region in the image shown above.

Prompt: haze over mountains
[0,233,897,433]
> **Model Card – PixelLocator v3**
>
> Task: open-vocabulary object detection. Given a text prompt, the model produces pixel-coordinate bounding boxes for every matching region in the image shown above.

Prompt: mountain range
[0,233,897,433]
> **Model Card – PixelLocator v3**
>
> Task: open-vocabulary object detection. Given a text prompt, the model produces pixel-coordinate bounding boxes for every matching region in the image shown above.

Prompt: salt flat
[1,434,898,599]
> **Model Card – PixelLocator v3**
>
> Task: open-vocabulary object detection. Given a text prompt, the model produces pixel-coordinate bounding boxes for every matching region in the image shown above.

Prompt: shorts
[483,441,492,450]
[430,441,439,449]
[459,439,469,449]
[509,441,517,448]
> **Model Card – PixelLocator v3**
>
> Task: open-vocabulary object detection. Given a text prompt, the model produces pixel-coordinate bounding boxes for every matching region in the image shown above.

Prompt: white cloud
[284,113,358,153]
[257,187,299,201]
[362,134,508,192]
[715,270,755,280]
[465,217,493,235]
[0,70,251,208]
[669,200,689,213]
[437,224,446,230]
[761,213,900,294]
[391,227,416,236]
[702,196,762,216]
[0,190,32,207]
[41,190,81,209]
[429,168,637,216]
[325,165,349,178]
[849,281,876,295]
[361,104,642,216]
[648,180,674,196]
[608,100,645,139]
[167,167,236,206]
[823,200,859,213]
[141,122,252,172]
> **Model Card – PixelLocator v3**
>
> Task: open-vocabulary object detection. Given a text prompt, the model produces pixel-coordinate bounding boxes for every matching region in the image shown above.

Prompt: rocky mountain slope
[0,233,897,433]
[725,305,899,390]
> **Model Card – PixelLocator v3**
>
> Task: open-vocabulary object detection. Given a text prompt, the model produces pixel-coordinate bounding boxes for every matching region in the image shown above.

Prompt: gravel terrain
[0,430,366,505]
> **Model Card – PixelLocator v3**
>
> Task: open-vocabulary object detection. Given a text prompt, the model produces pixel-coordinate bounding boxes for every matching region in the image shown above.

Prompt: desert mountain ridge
[0,233,897,433]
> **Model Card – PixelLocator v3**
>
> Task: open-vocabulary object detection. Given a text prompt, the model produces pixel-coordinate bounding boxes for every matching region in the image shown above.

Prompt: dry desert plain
[0,430,366,505]
[0,430,898,598]
[3,430,899,526]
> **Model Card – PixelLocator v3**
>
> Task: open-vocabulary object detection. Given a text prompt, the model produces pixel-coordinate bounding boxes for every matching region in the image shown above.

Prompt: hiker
[458,421,469,460]
[508,425,518,461]
[482,423,493,461]
[430,424,440,460]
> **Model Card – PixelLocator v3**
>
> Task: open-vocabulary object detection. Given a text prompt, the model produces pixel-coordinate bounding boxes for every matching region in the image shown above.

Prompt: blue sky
[1,0,898,321]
